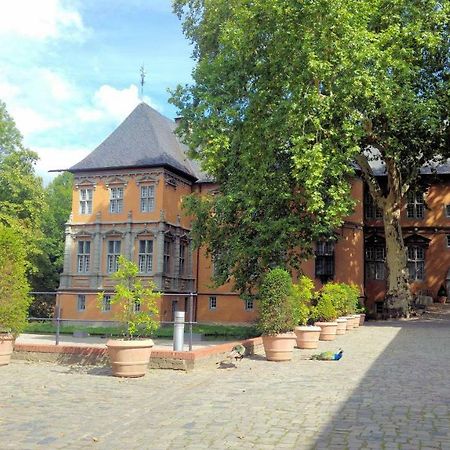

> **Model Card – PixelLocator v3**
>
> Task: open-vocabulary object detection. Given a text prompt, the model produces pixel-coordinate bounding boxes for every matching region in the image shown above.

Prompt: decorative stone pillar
[91,213,103,289]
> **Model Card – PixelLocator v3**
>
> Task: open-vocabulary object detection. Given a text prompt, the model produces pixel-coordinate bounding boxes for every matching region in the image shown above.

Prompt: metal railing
[28,291,199,351]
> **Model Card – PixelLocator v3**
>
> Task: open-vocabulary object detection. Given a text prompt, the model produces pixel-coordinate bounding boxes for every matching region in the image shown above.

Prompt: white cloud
[0,79,20,102]
[39,69,76,101]
[77,84,161,123]
[10,106,60,135]
[34,146,91,183]
[0,0,86,40]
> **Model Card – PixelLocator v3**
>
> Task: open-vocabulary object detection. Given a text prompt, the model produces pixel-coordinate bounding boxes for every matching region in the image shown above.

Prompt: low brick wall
[12,337,263,371]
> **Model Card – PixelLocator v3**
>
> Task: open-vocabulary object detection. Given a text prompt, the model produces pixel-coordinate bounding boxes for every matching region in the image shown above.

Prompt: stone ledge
[12,337,263,371]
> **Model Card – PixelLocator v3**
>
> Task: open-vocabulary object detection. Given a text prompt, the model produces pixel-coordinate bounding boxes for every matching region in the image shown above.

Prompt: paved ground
[2,313,450,449]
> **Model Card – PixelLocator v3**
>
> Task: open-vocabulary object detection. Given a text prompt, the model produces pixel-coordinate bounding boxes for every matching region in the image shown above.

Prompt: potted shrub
[258,268,296,361]
[98,256,160,377]
[320,282,348,335]
[292,276,321,349]
[0,225,32,366]
[437,285,447,304]
[343,283,362,328]
[312,294,338,341]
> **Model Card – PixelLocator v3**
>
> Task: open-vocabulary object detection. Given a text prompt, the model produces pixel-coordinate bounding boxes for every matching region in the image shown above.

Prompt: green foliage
[172,0,449,310]
[98,256,160,339]
[291,275,314,326]
[30,172,73,294]
[311,295,337,323]
[0,100,46,277]
[319,282,360,316]
[258,268,296,335]
[0,224,32,336]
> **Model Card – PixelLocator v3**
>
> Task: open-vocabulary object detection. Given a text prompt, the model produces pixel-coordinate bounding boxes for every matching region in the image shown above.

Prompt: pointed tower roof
[69,102,199,180]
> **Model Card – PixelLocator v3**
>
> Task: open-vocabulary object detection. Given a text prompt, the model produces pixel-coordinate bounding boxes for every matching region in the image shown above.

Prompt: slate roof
[69,102,206,181]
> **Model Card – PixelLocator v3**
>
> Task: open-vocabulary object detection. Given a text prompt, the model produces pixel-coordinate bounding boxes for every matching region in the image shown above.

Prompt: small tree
[0,224,32,336]
[98,256,160,340]
[258,268,296,335]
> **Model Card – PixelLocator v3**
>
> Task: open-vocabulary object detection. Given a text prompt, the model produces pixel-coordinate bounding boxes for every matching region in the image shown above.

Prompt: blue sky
[0,0,194,181]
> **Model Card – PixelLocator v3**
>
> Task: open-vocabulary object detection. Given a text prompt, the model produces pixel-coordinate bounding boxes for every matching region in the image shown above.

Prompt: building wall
[364,179,450,311]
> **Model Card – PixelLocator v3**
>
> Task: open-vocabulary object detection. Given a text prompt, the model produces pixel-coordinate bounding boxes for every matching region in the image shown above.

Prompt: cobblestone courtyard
[2,316,450,449]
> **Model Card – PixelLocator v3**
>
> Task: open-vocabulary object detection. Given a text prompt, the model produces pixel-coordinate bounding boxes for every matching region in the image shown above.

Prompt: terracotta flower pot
[0,334,14,366]
[262,333,296,361]
[336,318,347,335]
[343,316,355,330]
[359,313,366,326]
[352,315,361,328]
[314,322,338,341]
[294,326,321,349]
[106,339,154,377]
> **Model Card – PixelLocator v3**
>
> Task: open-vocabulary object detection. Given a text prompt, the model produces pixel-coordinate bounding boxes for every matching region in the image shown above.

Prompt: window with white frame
[109,187,124,213]
[406,191,424,219]
[446,235,450,248]
[140,185,155,213]
[77,241,91,273]
[107,240,121,273]
[138,240,153,273]
[179,240,187,276]
[102,295,111,312]
[77,294,86,311]
[365,246,386,280]
[407,245,425,281]
[209,296,217,310]
[133,300,141,313]
[163,238,172,273]
[245,298,254,311]
[79,188,93,214]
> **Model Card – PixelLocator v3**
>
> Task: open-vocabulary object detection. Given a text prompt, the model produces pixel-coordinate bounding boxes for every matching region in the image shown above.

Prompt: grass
[24,321,259,340]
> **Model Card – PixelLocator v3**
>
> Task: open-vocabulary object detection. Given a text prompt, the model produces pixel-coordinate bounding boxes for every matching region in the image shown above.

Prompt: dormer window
[110,187,124,214]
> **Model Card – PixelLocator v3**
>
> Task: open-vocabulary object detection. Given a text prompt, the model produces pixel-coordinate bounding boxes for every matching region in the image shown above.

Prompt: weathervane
[140,64,146,100]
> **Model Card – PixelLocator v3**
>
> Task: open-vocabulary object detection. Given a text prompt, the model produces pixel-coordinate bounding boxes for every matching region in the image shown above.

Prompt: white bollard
[173,311,185,351]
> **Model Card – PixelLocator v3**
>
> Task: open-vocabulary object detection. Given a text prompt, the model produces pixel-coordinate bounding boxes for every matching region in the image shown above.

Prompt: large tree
[172,0,449,313]
[0,100,46,272]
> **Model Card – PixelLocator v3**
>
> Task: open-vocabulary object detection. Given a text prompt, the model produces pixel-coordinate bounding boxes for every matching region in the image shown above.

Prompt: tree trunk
[383,198,412,317]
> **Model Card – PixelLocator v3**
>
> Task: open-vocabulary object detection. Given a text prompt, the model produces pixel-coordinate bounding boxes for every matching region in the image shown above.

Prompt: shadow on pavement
[311,318,450,449]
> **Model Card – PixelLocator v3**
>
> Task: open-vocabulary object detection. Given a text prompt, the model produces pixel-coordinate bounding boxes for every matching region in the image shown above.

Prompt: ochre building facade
[57,102,450,324]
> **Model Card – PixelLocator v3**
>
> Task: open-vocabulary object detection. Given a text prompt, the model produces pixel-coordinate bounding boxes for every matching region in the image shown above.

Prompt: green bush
[291,275,314,326]
[319,282,360,316]
[258,268,296,335]
[311,295,337,322]
[98,256,160,339]
[0,224,32,336]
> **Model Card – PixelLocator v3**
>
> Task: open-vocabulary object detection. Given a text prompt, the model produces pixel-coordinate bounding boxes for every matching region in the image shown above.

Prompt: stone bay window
[140,185,155,213]
[138,240,153,274]
[77,240,91,273]
[107,240,121,273]
[109,186,124,214]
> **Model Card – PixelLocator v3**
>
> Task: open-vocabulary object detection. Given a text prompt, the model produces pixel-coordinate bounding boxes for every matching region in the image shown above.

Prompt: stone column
[91,213,102,289]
